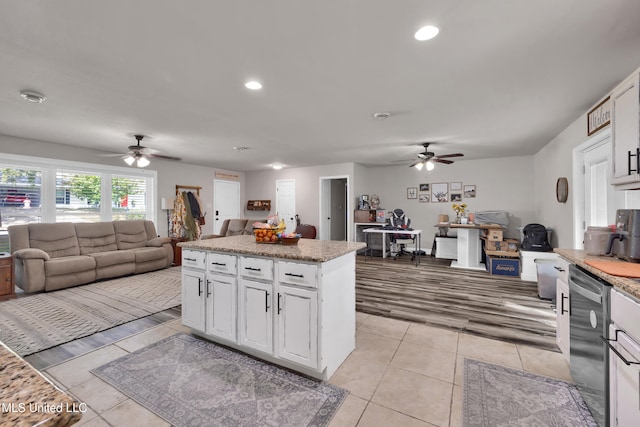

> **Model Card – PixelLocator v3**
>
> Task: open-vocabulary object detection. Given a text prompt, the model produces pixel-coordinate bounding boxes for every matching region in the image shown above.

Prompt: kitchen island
[178,235,366,380]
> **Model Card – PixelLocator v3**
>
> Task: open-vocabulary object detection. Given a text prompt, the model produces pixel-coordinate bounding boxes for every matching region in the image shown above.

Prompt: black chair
[389,208,415,259]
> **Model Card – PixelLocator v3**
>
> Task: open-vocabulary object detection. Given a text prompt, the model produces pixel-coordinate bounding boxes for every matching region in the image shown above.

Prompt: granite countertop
[178,235,367,263]
[0,343,83,427]
[555,248,640,300]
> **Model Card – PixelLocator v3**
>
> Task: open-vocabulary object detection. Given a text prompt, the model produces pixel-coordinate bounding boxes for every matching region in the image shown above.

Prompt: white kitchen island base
[179,235,365,381]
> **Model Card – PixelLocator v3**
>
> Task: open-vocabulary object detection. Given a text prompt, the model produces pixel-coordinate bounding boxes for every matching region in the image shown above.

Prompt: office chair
[389,208,415,259]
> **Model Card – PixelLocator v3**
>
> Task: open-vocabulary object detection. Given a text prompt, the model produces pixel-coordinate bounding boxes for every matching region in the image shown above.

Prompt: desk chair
[389,209,415,259]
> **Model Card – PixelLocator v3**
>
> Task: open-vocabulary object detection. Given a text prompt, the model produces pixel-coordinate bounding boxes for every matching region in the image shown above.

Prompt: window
[0,153,157,251]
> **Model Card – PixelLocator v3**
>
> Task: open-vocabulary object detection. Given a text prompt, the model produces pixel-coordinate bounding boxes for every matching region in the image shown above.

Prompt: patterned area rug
[92,333,348,427]
[0,267,181,356]
[463,359,597,426]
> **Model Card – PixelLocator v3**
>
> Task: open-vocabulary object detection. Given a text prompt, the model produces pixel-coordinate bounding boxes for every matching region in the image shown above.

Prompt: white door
[276,179,296,234]
[238,279,273,354]
[205,274,237,342]
[181,269,205,330]
[277,285,318,369]
[583,138,616,228]
[213,180,241,234]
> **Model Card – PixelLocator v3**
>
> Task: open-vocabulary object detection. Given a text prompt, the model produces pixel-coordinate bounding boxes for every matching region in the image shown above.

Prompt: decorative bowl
[253,227,280,244]
[280,237,300,246]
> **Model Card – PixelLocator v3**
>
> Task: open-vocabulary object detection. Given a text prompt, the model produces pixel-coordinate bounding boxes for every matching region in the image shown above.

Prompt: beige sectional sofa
[8,220,173,293]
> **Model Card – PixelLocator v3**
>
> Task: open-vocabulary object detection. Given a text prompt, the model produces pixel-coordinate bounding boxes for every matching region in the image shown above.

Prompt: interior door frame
[213,179,241,234]
[318,175,351,241]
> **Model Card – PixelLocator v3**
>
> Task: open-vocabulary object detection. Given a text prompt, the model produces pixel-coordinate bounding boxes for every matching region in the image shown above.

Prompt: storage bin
[534,258,558,301]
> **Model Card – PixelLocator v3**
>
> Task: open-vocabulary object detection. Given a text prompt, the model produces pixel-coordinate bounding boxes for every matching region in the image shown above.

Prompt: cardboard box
[354,210,372,223]
[484,229,504,241]
[485,255,520,276]
[486,240,509,251]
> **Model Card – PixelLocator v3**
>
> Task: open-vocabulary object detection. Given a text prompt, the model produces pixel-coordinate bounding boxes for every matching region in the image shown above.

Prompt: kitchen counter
[0,342,83,427]
[555,249,640,299]
[179,235,366,263]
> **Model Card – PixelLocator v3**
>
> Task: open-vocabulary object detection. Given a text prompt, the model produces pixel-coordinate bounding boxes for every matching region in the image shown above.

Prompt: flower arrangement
[452,203,467,215]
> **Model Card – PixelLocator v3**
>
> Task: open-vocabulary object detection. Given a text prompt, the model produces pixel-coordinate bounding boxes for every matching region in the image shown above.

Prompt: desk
[448,224,485,271]
[363,228,422,265]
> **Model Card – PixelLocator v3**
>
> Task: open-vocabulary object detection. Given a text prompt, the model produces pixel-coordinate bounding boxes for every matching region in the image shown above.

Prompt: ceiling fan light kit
[410,143,463,170]
[120,134,181,168]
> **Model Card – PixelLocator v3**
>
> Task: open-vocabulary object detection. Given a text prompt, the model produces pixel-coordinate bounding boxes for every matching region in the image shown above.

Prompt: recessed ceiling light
[414,25,439,41]
[245,81,262,90]
[20,90,46,103]
[373,112,391,120]
[272,163,283,170]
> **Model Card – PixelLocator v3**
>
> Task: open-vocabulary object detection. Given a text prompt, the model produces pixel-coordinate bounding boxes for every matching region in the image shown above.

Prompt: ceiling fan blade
[435,153,464,159]
[148,153,182,161]
[434,158,454,164]
[409,160,424,168]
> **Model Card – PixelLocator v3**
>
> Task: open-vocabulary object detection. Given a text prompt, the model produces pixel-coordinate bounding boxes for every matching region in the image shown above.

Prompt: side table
[0,252,15,298]
[170,238,187,266]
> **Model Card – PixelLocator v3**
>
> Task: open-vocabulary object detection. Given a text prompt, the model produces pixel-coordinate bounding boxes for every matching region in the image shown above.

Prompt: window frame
[0,152,157,226]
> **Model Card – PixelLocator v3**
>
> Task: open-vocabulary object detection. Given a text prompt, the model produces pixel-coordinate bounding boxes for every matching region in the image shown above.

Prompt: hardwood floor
[355,254,559,352]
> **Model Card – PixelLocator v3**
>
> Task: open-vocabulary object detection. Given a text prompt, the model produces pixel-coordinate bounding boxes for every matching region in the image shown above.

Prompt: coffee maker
[606,209,640,262]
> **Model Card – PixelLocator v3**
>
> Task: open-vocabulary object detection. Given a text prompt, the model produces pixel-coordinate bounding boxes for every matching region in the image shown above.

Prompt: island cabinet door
[182,269,205,331]
[238,278,273,354]
[277,285,318,369]
[205,273,237,342]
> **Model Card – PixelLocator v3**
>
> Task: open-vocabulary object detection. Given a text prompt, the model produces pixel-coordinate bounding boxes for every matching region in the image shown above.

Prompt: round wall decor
[556,177,568,203]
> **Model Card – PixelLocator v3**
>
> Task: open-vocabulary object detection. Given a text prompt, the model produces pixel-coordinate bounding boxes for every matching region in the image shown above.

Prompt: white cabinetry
[555,257,570,360]
[608,289,640,427]
[182,247,355,380]
[611,69,640,189]
[238,278,273,353]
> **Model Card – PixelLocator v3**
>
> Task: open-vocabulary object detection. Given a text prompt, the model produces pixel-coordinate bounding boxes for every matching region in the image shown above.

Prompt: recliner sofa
[203,218,267,239]
[8,220,173,293]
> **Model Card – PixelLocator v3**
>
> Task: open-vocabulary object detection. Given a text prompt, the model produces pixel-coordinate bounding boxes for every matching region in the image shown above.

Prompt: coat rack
[176,184,201,196]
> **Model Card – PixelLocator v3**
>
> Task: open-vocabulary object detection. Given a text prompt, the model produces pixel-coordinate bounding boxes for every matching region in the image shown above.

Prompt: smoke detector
[373,112,391,120]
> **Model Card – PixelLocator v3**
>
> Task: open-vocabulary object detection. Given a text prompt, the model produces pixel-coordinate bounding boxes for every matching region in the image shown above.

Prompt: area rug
[463,358,597,426]
[0,267,181,356]
[92,333,348,427]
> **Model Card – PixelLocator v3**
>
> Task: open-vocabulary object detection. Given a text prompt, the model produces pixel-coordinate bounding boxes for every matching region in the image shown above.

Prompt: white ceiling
[2,1,640,171]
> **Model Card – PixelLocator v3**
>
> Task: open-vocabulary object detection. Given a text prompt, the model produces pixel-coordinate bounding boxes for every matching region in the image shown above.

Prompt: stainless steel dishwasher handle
[570,281,603,303]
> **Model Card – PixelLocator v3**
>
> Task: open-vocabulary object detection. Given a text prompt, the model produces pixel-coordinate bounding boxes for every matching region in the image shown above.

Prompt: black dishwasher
[569,264,612,427]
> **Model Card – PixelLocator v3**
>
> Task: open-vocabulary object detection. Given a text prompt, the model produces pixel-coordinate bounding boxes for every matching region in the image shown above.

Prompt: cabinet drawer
[555,257,570,284]
[278,261,318,288]
[182,249,206,270]
[240,256,273,281]
[612,289,640,340]
[207,253,237,275]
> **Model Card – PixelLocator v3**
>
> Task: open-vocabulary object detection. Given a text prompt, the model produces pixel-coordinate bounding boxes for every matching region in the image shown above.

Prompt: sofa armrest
[13,248,51,261]
[201,234,223,240]
[147,237,171,247]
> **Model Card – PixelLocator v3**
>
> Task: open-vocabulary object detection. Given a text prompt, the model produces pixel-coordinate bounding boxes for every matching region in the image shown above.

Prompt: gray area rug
[463,358,597,426]
[0,267,181,356]
[92,333,348,427]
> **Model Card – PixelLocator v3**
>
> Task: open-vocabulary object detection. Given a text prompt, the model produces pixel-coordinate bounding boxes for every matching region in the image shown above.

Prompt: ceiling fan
[121,135,182,168]
[409,143,463,170]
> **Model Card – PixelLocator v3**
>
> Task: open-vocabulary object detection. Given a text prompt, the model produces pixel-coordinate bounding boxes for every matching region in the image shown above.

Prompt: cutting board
[584,259,640,278]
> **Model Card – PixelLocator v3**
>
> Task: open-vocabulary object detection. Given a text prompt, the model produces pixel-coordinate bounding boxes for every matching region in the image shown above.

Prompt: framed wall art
[419,183,429,192]
[419,194,430,203]
[431,182,449,202]
[450,182,462,191]
[464,185,476,198]
[407,187,417,199]
[451,193,462,202]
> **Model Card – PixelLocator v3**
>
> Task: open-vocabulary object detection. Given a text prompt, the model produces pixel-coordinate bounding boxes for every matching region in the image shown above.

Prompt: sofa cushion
[45,255,96,276]
[113,220,149,250]
[128,247,168,263]
[89,250,135,267]
[75,222,118,255]
[28,223,80,258]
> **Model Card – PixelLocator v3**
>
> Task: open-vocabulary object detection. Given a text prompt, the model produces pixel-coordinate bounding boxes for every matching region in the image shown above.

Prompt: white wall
[360,156,536,242]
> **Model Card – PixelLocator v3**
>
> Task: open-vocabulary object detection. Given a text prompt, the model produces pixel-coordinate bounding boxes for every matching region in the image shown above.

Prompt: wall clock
[556,177,568,203]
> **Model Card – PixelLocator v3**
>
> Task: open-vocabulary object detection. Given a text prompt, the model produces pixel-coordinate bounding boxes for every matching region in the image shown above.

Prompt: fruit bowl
[253,227,280,244]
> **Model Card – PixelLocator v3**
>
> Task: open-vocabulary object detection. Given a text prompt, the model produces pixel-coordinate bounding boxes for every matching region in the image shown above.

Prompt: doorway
[276,179,296,233]
[213,180,240,234]
[319,176,349,241]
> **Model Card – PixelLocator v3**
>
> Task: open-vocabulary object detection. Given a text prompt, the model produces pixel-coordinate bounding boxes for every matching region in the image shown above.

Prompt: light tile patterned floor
[40,313,571,427]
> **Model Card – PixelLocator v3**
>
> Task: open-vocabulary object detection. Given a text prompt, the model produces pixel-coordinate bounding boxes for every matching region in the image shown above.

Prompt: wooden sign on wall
[587,96,611,136]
